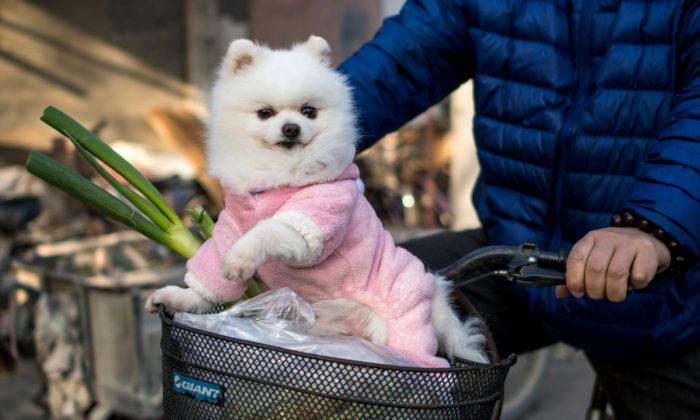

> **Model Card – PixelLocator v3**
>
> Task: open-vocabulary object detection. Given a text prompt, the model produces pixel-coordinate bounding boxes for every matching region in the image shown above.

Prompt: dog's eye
[257,108,275,119]
[301,106,317,119]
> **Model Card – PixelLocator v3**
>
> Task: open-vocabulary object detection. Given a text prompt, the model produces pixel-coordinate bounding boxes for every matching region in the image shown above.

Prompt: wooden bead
[611,214,622,227]
[610,211,689,271]
[637,219,653,232]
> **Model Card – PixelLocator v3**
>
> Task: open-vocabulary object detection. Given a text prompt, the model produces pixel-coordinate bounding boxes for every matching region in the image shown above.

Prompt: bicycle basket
[160,306,515,419]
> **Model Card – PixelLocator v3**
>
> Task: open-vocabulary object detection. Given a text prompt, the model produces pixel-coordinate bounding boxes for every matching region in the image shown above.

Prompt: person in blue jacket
[339,1,700,418]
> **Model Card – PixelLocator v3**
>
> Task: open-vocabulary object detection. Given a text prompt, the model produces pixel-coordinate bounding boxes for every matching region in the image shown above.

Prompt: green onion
[26,105,262,300]
[25,150,198,258]
[40,106,182,226]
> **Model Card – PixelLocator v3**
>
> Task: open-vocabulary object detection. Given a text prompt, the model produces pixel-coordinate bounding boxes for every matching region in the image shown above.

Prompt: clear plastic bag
[174,288,418,367]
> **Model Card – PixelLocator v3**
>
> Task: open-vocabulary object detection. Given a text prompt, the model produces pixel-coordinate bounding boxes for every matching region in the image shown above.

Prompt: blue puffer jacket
[339,0,700,356]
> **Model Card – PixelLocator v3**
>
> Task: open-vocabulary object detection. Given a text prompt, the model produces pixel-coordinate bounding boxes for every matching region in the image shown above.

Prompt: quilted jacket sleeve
[622,3,700,259]
[337,0,474,151]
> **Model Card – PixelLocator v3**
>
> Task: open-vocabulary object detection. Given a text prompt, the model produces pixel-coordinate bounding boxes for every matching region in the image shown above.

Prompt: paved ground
[514,345,596,420]
[0,358,45,419]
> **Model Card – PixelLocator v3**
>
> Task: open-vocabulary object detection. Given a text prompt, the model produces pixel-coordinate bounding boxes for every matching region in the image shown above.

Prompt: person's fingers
[555,285,570,299]
[584,241,615,300]
[630,237,659,289]
[605,247,634,302]
[563,227,673,301]
[567,234,595,298]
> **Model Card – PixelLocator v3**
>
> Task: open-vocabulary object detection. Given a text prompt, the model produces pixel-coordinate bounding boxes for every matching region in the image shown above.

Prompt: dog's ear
[304,35,332,64]
[221,39,257,76]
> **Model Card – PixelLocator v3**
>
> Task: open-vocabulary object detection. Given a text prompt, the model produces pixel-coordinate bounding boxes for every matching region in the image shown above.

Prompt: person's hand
[556,227,671,302]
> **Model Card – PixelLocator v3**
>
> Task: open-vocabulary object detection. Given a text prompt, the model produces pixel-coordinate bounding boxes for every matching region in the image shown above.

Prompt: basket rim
[159,305,517,373]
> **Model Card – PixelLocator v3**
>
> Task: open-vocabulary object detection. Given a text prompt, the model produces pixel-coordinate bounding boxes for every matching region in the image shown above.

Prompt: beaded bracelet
[610,211,690,271]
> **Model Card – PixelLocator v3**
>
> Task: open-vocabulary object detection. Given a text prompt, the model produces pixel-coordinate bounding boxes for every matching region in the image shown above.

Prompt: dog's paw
[222,259,257,281]
[144,286,213,314]
[222,242,264,281]
[145,286,181,314]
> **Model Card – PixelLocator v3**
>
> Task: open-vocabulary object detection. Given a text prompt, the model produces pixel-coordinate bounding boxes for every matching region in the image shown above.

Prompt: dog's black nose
[282,123,301,139]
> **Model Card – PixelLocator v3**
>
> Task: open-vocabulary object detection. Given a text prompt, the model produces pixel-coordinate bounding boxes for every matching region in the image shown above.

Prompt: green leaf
[25,150,199,258]
[188,205,215,240]
[40,106,181,227]
[66,131,173,231]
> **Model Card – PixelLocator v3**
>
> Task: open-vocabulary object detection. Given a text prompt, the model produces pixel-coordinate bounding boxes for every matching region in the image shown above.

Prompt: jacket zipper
[550,0,595,249]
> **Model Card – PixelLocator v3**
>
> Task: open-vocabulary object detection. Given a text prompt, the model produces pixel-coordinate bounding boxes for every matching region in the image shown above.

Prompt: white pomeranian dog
[145,36,488,367]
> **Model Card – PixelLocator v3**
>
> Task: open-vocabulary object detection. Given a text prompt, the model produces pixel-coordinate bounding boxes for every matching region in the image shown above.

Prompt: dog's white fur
[208,37,356,194]
[145,36,488,364]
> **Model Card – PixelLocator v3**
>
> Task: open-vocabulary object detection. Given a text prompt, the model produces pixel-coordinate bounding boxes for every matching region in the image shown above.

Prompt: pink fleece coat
[186,164,447,368]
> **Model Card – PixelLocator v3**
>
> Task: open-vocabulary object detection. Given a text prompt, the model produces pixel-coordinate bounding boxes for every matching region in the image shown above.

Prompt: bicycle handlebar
[437,242,568,288]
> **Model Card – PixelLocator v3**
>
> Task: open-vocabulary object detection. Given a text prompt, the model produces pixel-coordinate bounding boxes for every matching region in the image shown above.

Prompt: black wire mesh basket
[160,306,516,419]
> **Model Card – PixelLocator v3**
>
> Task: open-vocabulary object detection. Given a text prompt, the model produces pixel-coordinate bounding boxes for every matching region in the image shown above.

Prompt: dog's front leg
[222,216,313,281]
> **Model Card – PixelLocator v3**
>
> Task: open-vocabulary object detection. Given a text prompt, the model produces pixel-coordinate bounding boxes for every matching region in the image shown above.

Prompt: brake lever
[505,243,567,288]
[509,265,567,287]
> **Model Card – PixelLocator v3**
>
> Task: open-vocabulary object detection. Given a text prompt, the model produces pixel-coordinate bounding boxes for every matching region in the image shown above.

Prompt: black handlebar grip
[537,248,568,271]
